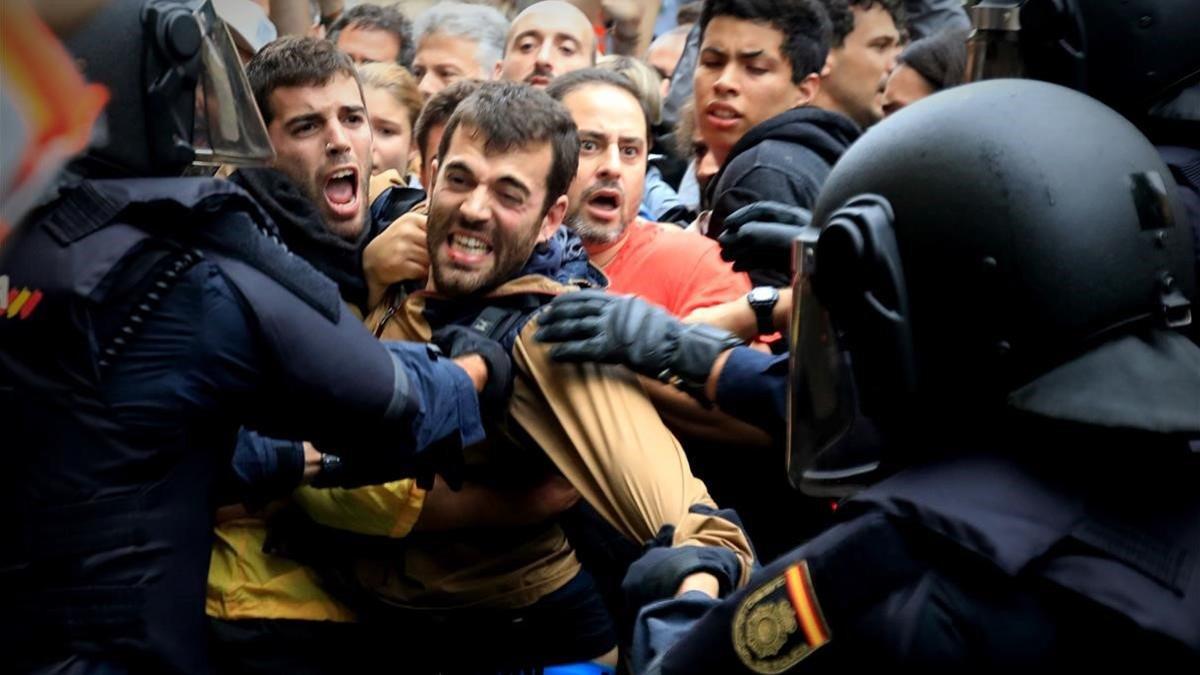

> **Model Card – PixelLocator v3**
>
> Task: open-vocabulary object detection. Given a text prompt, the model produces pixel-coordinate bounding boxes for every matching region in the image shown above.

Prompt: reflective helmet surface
[806,79,1196,438]
[64,0,272,178]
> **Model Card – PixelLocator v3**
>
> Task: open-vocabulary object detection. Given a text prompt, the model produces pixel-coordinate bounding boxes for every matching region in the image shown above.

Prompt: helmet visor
[786,231,865,494]
[190,1,273,167]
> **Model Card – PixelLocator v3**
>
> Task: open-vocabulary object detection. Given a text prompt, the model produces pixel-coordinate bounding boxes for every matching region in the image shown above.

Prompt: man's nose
[597,144,621,178]
[326,122,351,157]
[459,185,492,223]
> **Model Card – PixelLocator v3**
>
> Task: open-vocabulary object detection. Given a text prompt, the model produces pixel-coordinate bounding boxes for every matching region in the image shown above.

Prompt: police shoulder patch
[732,560,830,674]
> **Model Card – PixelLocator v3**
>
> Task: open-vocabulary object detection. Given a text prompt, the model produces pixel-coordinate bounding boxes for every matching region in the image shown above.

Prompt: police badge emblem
[732,561,830,673]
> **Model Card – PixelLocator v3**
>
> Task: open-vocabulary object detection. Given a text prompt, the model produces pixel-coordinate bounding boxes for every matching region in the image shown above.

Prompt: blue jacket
[0,177,482,674]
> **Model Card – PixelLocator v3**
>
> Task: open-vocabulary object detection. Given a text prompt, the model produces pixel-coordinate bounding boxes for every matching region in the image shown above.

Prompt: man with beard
[351,82,755,671]
[207,38,571,673]
[546,68,749,318]
[497,0,595,88]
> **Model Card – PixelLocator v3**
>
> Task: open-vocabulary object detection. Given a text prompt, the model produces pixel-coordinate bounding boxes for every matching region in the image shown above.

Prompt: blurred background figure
[328,2,414,66]
[0,0,108,235]
[410,1,508,100]
[213,0,278,63]
[357,61,423,195]
[645,25,690,99]
[881,27,967,117]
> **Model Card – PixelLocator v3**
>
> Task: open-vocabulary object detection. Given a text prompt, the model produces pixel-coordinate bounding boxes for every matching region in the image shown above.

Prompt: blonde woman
[357,61,422,198]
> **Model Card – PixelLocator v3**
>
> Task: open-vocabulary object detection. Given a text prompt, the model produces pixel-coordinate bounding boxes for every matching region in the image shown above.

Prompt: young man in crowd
[207,38,568,673]
[362,79,486,311]
[813,0,906,129]
[696,0,860,262]
[352,82,755,670]
[410,1,508,101]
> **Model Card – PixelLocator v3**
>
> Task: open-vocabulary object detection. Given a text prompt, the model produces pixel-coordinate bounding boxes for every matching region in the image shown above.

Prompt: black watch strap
[748,286,779,335]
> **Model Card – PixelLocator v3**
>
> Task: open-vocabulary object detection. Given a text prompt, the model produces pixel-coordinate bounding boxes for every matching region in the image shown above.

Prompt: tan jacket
[345,274,755,609]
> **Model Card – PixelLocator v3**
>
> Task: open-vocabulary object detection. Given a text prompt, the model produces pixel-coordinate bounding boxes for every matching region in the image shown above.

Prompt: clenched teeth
[451,233,490,252]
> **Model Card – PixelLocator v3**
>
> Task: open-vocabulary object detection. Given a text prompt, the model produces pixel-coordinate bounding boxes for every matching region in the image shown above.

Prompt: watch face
[750,287,775,303]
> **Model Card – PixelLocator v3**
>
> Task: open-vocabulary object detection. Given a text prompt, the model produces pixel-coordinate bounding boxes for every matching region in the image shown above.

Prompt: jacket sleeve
[714,347,789,439]
[223,429,306,508]
[209,253,485,485]
[509,317,755,585]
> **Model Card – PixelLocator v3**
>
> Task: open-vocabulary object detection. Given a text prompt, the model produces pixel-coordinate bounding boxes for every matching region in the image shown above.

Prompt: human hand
[431,325,514,419]
[534,291,741,396]
[363,210,428,308]
[718,201,813,275]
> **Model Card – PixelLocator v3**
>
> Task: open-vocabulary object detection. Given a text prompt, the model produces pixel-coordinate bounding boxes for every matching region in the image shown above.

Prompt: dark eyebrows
[736,49,766,59]
[496,175,532,199]
[578,130,607,143]
[285,112,324,129]
[341,104,367,116]
[443,159,476,178]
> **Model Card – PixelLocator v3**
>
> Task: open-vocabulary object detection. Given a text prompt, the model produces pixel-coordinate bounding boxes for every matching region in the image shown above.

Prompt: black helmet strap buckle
[1158,273,1192,330]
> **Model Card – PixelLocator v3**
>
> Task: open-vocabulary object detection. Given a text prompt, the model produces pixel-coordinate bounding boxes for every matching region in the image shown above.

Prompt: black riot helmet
[787,79,1200,494]
[64,0,273,178]
[965,0,1200,141]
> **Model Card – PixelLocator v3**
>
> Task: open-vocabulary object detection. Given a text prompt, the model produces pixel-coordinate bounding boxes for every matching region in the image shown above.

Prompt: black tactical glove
[430,325,514,420]
[534,290,742,400]
[718,201,813,276]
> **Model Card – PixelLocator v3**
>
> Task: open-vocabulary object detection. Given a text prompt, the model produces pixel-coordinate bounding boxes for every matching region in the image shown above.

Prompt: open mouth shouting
[322,165,360,220]
[444,230,494,268]
[705,101,743,132]
[583,186,623,222]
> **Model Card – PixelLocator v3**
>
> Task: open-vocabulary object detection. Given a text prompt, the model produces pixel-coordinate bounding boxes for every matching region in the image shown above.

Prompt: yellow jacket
[205,478,425,622]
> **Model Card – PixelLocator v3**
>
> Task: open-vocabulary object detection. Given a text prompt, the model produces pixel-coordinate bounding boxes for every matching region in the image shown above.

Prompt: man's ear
[427,157,440,194]
[538,194,568,243]
[820,51,836,79]
[492,59,504,80]
[792,72,822,108]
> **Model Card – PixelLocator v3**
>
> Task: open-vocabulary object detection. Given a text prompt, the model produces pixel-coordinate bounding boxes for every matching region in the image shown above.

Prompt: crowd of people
[2,0,1198,674]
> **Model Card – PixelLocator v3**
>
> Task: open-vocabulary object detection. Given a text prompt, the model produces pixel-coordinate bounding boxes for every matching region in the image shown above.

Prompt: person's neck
[583,222,634,269]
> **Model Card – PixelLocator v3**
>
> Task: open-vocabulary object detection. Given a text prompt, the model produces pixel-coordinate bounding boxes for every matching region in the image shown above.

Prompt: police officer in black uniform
[537,78,1200,670]
[0,2,505,673]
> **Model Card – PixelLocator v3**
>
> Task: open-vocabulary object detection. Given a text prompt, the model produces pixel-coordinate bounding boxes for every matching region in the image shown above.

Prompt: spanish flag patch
[732,560,830,674]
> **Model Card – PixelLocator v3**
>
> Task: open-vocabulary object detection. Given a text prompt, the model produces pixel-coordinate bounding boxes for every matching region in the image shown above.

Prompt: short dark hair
[437,82,579,213]
[898,28,968,91]
[414,79,485,162]
[546,67,653,139]
[328,4,415,68]
[247,36,360,126]
[699,0,832,83]
[819,0,907,47]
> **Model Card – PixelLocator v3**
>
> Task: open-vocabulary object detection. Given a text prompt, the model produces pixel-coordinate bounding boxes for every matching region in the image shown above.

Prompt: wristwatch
[746,286,780,336]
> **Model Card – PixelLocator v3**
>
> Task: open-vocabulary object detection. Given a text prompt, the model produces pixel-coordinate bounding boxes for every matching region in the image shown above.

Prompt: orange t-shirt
[601,219,751,318]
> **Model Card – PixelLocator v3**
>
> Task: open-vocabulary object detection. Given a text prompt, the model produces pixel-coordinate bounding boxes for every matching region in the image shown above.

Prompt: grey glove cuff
[665,323,744,399]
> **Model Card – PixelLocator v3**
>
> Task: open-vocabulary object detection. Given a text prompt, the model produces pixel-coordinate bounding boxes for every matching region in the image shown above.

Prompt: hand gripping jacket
[0,177,482,674]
